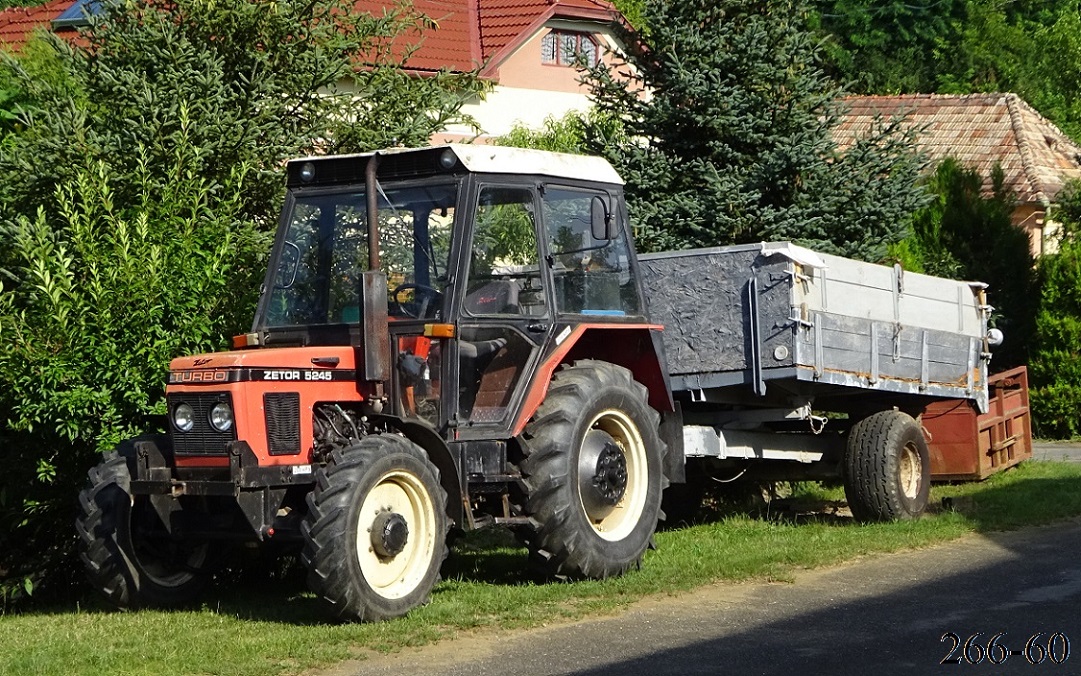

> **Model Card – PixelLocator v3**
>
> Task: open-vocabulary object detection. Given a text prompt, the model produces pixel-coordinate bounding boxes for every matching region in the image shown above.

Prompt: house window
[541,30,599,67]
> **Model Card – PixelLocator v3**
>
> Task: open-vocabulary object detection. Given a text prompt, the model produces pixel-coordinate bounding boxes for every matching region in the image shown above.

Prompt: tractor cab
[251,145,650,440]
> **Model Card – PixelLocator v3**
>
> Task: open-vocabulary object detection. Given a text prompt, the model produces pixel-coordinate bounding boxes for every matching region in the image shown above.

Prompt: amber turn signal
[231,332,261,349]
[423,323,455,339]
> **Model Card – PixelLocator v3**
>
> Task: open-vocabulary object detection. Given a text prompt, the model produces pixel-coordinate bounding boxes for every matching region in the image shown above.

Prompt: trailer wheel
[844,410,930,521]
[301,435,448,622]
[76,448,214,608]
[519,360,666,579]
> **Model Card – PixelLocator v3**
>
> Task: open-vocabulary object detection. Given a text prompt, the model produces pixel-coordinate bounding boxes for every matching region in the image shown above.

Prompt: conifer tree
[585,0,928,260]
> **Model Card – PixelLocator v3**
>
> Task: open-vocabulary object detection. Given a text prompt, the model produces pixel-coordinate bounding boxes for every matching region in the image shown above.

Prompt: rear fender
[512,325,673,437]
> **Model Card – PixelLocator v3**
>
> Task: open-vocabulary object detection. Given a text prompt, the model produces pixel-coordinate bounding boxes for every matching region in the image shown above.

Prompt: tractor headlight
[209,402,234,432]
[173,403,195,432]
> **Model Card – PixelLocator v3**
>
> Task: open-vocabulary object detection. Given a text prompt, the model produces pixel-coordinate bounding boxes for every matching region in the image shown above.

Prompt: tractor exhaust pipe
[361,152,391,387]
[365,153,381,271]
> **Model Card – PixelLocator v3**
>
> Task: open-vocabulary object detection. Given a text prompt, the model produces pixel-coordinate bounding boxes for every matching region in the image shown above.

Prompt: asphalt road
[1032,441,1081,463]
[332,519,1081,676]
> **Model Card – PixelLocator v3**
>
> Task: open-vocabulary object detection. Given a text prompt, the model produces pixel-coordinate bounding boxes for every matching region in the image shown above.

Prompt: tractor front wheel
[76,446,214,608]
[301,434,448,622]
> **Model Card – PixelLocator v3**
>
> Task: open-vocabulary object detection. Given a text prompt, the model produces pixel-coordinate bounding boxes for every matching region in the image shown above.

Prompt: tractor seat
[464,279,520,315]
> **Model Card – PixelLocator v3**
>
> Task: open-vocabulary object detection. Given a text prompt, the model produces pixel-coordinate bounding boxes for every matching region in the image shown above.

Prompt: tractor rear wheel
[518,360,666,579]
[76,445,214,608]
[844,410,931,521]
[301,434,448,622]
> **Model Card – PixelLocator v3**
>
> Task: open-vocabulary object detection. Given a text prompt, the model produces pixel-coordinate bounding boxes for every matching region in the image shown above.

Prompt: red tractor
[76,145,675,621]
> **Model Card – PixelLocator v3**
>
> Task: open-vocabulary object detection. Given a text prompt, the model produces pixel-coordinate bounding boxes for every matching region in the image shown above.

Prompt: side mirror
[590,195,616,241]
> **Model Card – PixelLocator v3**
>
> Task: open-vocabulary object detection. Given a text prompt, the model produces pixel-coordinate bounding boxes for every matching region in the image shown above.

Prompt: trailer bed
[640,243,991,412]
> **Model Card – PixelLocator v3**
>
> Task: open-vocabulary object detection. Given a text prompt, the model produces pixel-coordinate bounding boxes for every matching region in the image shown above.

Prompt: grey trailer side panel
[640,243,990,412]
[807,252,985,336]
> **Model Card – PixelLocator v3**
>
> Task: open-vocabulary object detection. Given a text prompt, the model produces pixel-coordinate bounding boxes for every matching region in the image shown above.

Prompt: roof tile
[0,0,76,51]
[355,0,619,74]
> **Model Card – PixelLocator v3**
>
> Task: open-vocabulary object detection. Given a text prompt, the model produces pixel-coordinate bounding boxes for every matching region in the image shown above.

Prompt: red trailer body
[924,366,1033,481]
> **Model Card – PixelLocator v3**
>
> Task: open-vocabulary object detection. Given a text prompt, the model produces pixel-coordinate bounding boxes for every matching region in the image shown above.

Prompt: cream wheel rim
[899,442,922,500]
[579,409,649,542]
[355,470,437,600]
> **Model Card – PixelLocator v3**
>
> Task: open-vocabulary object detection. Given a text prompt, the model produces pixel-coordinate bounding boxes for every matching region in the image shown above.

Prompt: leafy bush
[0,152,268,607]
[1029,183,1081,438]
[0,0,485,228]
[0,0,486,608]
[495,110,625,155]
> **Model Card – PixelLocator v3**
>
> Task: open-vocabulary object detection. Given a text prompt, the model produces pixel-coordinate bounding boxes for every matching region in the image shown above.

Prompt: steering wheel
[391,283,443,319]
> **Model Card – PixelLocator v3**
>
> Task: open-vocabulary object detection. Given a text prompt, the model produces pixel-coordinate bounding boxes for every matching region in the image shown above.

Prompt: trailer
[640,242,1027,517]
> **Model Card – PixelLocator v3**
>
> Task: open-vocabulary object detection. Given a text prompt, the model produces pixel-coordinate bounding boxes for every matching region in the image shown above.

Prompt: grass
[4,460,1081,675]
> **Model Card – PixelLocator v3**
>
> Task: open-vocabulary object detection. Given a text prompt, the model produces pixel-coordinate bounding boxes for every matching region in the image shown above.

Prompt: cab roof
[286,144,625,188]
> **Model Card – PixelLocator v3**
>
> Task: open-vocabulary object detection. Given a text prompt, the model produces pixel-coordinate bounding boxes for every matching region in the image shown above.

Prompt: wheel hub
[899,443,921,500]
[370,511,409,558]
[593,444,628,505]
[579,429,627,515]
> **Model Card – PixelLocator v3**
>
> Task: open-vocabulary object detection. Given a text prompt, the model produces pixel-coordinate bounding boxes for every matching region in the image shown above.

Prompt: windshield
[263,182,457,327]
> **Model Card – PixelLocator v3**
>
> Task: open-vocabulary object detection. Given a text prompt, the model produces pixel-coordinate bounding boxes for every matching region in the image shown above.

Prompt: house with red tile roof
[0,0,630,142]
[0,0,77,48]
[429,0,628,142]
[834,93,1081,256]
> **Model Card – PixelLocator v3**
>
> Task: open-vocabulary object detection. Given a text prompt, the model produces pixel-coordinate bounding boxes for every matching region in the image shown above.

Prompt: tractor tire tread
[517,360,666,580]
[301,434,448,623]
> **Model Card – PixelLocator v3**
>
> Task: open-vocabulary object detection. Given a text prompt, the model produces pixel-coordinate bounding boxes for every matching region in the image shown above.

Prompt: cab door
[454,184,550,436]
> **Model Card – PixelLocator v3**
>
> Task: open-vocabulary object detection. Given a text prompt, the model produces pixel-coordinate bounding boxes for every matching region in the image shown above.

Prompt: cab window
[463,186,547,317]
[543,187,639,316]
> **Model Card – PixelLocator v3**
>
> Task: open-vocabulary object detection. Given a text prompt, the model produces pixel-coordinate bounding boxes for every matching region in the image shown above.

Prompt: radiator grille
[265,392,301,455]
[168,392,237,456]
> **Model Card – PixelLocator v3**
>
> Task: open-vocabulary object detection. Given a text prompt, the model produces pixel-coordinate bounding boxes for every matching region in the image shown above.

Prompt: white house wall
[436,18,631,143]
[438,85,593,140]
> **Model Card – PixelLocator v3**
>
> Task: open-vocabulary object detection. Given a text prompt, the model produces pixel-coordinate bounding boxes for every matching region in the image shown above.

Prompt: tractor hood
[169,346,356,373]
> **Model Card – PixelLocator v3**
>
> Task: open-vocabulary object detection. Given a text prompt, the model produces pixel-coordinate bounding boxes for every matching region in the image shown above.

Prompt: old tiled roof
[0,0,621,76]
[0,0,75,51]
[835,93,1081,205]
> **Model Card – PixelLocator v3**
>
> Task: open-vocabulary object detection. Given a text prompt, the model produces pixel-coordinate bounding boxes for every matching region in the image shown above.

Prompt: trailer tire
[844,410,930,522]
[519,360,666,579]
[302,435,448,622]
[76,446,214,608]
